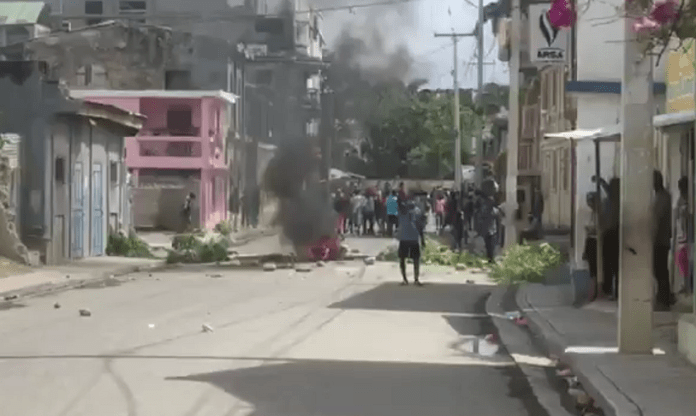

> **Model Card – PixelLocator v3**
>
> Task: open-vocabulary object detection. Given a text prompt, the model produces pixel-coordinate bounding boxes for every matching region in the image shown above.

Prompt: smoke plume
[263,0,423,252]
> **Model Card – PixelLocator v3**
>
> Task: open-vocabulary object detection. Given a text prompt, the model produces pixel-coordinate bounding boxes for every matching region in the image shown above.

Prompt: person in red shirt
[398,182,407,202]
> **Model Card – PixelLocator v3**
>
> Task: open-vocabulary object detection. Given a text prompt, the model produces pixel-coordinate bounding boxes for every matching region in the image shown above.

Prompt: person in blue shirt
[397,200,425,286]
[386,191,399,237]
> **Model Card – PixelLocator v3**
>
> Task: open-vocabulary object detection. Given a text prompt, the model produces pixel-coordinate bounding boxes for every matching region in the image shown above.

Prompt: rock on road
[0,237,564,416]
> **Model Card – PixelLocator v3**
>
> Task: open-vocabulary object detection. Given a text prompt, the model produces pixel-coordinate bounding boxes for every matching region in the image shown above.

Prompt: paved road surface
[0,239,565,416]
[233,235,396,258]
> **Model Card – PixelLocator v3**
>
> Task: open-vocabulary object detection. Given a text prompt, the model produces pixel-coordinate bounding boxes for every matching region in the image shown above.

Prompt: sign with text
[666,40,695,113]
[529,4,570,65]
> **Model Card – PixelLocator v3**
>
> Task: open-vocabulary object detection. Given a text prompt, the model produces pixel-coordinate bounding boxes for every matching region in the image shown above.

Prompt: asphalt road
[0,238,563,416]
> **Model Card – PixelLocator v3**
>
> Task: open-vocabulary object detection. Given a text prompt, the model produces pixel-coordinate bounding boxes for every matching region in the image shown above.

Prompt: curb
[0,261,179,302]
[516,284,641,416]
[486,285,575,416]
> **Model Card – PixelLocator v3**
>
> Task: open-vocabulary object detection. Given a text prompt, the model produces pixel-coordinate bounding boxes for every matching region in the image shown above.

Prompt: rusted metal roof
[0,2,49,25]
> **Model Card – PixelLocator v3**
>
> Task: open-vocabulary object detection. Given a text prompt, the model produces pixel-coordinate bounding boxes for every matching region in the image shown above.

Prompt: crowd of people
[582,170,692,310]
[331,180,504,264]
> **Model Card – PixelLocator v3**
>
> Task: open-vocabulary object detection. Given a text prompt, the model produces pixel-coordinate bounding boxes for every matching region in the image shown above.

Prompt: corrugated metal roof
[0,2,47,25]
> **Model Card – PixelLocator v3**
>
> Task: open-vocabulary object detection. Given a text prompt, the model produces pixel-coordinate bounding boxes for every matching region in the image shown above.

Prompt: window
[552,150,558,192]
[119,1,146,23]
[110,162,118,184]
[255,69,273,85]
[76,65,92,86]
[167,107,193,135]
[563,148,570,191]
[550,70,557,109]
[165,70,191,90]
[85,1,103,26]
[55,157,65,184]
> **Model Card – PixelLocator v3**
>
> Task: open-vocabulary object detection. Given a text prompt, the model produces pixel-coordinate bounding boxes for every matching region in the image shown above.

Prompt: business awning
[653,111,695,128]
[544,124,622,141]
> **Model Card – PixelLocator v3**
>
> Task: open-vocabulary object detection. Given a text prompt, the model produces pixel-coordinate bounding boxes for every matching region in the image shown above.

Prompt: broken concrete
[0,150,30,265]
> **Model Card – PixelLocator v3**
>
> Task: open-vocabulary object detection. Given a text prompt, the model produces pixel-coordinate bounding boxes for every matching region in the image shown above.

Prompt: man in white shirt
[350,191,365,235]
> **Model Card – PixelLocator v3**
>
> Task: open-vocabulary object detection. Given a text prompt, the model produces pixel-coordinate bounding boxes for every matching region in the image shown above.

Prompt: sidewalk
[518,283,696,416]
[0,257,169,299]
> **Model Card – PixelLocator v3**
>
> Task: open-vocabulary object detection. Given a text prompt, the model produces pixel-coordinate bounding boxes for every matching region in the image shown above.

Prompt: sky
[316,0,509,89]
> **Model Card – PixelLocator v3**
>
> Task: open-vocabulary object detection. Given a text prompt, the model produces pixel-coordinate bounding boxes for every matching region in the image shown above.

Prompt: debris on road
[207,273,223,278]
[556,368,573,377]
[263,263,277,272]
[229,259,242,267]
[202,323,214,333]
[455,264,467,271]
[4,294,18,301]
[466,279,475,284]
[505,311,522,320]
[65,275,70,279]
[79,309,91,317]
[295,264,312,273]
[514,317,528,326]
[53,302,61,309]
[351,248,360,254]
[316,261,326,267]
[363,257,376,265]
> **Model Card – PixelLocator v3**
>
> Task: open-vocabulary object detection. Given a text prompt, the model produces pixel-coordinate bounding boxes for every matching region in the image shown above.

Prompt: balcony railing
[143,127,201,137]
[139,140,202,157]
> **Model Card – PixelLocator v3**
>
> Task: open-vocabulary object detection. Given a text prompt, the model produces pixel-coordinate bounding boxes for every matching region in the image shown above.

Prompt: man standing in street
[653,170,673,310]
[181,192,196,233]
[477,191,500,263]
[397,200,425,286]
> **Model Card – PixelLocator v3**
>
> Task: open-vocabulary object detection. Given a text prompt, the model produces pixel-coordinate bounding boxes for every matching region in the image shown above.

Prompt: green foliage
[488,243,564,285]
[377,239,487,269]
[361,90,484,179]
[214,220,233,237]
[106,233,153,258]
[167,235,230,264]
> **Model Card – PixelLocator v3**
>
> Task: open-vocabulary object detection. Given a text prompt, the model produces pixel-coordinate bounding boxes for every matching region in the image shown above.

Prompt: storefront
[658,41,696,365]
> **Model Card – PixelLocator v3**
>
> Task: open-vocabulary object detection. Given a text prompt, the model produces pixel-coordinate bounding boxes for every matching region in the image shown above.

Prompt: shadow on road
[328,283,492,314]
[167,359,529,416]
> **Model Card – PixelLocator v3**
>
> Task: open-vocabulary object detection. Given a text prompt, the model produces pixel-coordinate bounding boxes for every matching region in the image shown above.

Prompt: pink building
[70,90,238,230]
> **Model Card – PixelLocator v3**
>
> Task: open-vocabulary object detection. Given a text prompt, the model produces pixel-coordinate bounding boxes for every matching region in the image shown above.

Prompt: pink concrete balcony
[125,138,204,169]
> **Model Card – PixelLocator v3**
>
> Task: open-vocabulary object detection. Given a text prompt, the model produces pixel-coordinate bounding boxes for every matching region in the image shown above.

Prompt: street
[0,237,561,416]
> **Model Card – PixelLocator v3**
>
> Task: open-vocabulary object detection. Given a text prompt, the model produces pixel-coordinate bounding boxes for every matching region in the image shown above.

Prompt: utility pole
[435,31,475,193]
[504,0,520,247]
[618,0,654,353]
[475,0,485,188]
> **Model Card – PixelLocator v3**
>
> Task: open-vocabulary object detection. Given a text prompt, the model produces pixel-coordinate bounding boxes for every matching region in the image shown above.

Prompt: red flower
[548,0,577,28]
[632,16,661,33]
[649,0,680,24]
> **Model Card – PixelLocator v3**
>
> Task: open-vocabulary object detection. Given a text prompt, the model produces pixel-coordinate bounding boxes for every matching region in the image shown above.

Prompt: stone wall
[0,153,30,264]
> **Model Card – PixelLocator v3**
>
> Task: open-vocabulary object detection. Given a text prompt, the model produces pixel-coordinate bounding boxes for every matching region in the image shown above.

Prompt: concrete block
[678,313,696,366]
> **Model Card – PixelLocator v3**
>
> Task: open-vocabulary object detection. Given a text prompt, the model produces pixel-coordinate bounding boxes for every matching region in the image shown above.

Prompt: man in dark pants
[477,192,500,263]
[397,200,425,286]
[593,176,620,299]
[653,170,673,310]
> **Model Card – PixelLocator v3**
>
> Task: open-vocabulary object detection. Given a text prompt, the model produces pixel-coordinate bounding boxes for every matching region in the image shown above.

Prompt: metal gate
[92,163,104,256]
[71,162,84,258]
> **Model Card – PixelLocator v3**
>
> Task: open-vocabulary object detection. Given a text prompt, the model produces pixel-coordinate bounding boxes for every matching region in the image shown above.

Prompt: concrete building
[0,61,145,265]
[649,42,696,365]
[0,2,52,54]
[71,89,239,231]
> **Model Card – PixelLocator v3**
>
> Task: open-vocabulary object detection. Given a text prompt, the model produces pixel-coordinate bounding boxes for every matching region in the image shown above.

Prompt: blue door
[92,163,104,256]
[71,162,84,258]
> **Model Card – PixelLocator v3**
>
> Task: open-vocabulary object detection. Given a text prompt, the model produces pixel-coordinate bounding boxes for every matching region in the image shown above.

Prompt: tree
[360,90,481,179]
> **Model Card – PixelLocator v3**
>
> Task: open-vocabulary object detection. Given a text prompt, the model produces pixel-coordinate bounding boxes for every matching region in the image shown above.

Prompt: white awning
[544,124,621,141]
[330,168,364,180]
[653,111,695,128]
